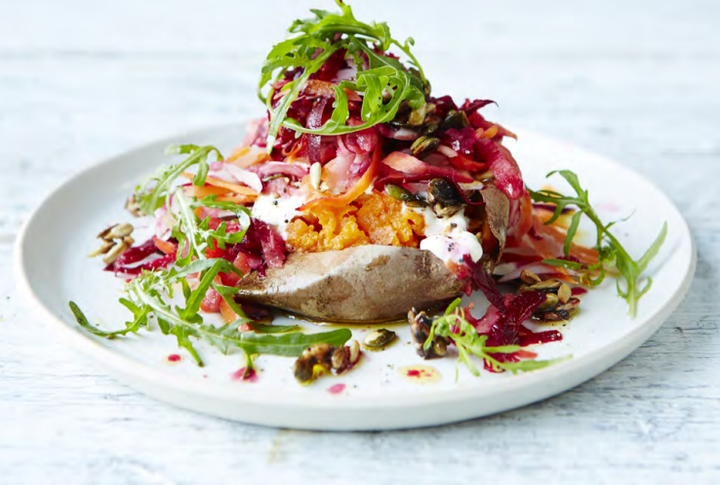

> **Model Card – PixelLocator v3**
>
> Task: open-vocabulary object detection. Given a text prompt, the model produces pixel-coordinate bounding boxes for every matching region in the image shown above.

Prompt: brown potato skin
[234,246,465,323]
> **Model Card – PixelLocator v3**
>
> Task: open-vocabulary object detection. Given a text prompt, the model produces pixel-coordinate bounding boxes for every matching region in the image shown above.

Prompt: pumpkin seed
[410,136,440,158]
[520,269,542,285]
[529,279,562,291]
[536,293,559,312]
[364,329,396,349]
[385,184,425,207]
[440,110,470,130]
[428,178,465,218]
[433,340,448,357]
[409,310,450,360]
[558,284,572,304]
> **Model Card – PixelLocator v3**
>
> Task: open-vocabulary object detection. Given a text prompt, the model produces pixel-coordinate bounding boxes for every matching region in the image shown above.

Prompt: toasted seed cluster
[408,309,449,360]
[89,223,134,265]
[519,269,581,322]
[293,340,361,384]
[427,178,465,218]
[125,194,144,217]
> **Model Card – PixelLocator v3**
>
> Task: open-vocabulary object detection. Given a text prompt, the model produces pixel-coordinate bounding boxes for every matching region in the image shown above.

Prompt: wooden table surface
[2,1,718,483]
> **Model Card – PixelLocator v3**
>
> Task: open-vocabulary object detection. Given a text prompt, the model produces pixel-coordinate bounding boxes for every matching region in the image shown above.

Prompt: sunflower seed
[102,241,130,265]
[88,240,114,258]
[348,339,360,364]
[310,162,322,190]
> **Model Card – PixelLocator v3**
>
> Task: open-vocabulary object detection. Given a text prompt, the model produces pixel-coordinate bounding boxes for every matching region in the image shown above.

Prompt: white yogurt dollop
[251,193,307,239]
[415,207,483,265]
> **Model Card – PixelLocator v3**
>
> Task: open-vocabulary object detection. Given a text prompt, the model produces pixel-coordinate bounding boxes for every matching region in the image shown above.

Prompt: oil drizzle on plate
[399,365,441,384]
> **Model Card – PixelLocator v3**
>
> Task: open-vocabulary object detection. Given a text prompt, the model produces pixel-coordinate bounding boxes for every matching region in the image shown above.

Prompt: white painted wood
[1,0,718,483]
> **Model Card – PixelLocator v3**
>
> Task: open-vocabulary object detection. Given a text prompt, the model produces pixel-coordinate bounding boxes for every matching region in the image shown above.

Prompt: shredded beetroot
[474,138,525,200]
[431,95,458,118]
[459,256,558,370]
[518,327,563,346]
[111,239,159,267]
[440,127,476,157]
[471,291,548,372]
[464,256,506,310]
[342,127,378,155]
[252,220,286,268]
[104,238,176,276]
[460,98,496,115]
[307,98,329,164]
[310,48,347,82]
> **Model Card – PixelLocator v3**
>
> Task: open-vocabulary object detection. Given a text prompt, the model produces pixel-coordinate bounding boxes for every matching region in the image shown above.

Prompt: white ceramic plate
[15,124,695,430]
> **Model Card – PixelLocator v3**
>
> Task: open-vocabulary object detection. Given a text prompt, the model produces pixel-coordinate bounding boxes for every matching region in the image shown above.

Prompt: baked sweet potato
[234,246,464,323]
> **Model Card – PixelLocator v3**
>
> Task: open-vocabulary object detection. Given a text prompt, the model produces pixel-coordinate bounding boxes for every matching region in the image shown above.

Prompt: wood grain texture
[1,0,718,483]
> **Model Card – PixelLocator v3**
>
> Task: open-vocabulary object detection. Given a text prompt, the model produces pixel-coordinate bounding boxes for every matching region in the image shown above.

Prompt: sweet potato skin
[234,246,464,323]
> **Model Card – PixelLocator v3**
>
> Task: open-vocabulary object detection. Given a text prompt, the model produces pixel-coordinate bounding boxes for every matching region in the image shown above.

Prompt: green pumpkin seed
[364,329,397,350]
[410,136,440,158]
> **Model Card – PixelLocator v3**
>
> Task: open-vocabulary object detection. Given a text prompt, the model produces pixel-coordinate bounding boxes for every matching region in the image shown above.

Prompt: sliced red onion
[376,123,419,141]
[474,138,525,200]
[255,161,310,180]
[436,145,458,158]
[497,262,569,283]
[222,164,263,193]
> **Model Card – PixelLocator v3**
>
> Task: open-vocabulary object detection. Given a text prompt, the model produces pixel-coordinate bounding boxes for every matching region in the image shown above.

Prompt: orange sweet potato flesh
[285,192,425,253]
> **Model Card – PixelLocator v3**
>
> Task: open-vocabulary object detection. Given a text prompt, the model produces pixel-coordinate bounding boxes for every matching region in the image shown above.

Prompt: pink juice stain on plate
[328,383,346,394]
[231,367,258,382]
[400,365,441,384]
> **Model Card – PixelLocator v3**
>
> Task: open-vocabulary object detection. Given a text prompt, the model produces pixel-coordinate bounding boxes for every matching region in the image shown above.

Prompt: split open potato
[235,184,510,323]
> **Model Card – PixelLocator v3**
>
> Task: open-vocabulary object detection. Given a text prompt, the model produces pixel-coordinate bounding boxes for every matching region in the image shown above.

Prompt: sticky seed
[310,162,322,190]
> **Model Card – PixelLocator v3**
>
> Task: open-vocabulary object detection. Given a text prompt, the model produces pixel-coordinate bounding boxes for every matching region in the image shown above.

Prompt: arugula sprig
[424,299,569,379]
[172,190,251,264]
[260,0,428,148]
[135,144,222,215]
[528,170,668,318]
[69,258,351,370]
